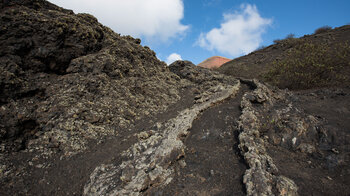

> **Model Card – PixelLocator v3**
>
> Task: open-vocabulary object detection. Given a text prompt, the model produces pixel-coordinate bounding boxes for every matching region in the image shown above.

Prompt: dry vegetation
[314,25,333,34]
[264,40,350,90]
[218,25,350,90]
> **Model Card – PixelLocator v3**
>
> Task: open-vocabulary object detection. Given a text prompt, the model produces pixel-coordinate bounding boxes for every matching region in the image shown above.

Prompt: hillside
[218,25,350,90]
[197,56,231,69]
[1,1,349,196]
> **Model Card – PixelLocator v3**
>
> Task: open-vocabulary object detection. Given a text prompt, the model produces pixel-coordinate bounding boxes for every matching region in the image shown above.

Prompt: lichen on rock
[238,79,299,196]
[84,82,240,195]
[0,0,181,156]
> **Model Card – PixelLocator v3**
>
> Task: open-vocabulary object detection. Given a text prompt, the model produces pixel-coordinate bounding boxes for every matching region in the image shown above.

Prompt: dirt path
[147,85,249,195]
[83,82,241,195]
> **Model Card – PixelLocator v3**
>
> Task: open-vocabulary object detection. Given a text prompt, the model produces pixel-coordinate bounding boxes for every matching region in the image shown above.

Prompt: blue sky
[49,0,350,65]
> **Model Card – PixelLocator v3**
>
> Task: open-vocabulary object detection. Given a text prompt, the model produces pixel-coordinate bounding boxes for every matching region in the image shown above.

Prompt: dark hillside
[0,0,182,155]
[218,25,350,90]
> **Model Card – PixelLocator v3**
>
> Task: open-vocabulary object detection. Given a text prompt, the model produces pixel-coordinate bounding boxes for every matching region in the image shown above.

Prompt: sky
[48,0,350,65]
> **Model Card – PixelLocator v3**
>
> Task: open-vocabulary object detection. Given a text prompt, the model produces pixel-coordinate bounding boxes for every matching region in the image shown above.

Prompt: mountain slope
[0,1,349,196]
[197,56,231,69]
[218,25,350,90]
[0,0,185,154]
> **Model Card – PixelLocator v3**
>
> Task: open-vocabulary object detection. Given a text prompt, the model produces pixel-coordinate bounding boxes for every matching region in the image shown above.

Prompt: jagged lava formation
[1,1,350,195]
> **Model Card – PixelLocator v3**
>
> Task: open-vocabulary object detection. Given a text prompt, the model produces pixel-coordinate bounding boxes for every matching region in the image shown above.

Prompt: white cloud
[166,53,182,65]
[48,0,189,42]
[197,4,272,57]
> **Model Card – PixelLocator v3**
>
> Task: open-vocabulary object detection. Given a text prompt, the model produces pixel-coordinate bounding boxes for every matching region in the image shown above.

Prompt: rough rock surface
[1,1,350,196]
[0,0,181,156]
[238,79,350,195]
[238,79,299,196]
[0,0,182,192]
[84,82,240,195]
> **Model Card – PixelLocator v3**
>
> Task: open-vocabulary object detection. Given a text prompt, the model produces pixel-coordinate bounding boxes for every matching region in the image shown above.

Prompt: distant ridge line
[197,56,231,69]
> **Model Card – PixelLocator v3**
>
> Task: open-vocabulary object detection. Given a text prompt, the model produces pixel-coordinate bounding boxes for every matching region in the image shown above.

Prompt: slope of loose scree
[218,25,350,90]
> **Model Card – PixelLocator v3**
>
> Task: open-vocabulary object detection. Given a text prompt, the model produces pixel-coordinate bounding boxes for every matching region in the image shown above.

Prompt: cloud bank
[166,53,182,65]
[48,0,189,42]
[197,4,272,57]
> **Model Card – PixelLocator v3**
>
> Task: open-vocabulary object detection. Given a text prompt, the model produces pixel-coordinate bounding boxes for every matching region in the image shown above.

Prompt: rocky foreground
[1,1,349,195]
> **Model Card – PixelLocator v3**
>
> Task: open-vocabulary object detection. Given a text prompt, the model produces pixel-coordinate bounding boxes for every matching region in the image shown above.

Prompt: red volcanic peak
[197,56,231,69]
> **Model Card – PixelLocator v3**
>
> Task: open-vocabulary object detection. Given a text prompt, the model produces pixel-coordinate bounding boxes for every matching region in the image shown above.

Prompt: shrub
[273,33,296,45]
[314,26,332,34]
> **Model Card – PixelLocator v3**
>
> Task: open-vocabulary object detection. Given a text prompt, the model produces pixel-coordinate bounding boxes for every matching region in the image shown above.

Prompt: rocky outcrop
[0,0,181,155]
[237,79,298,195]
[236,79,350,195]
